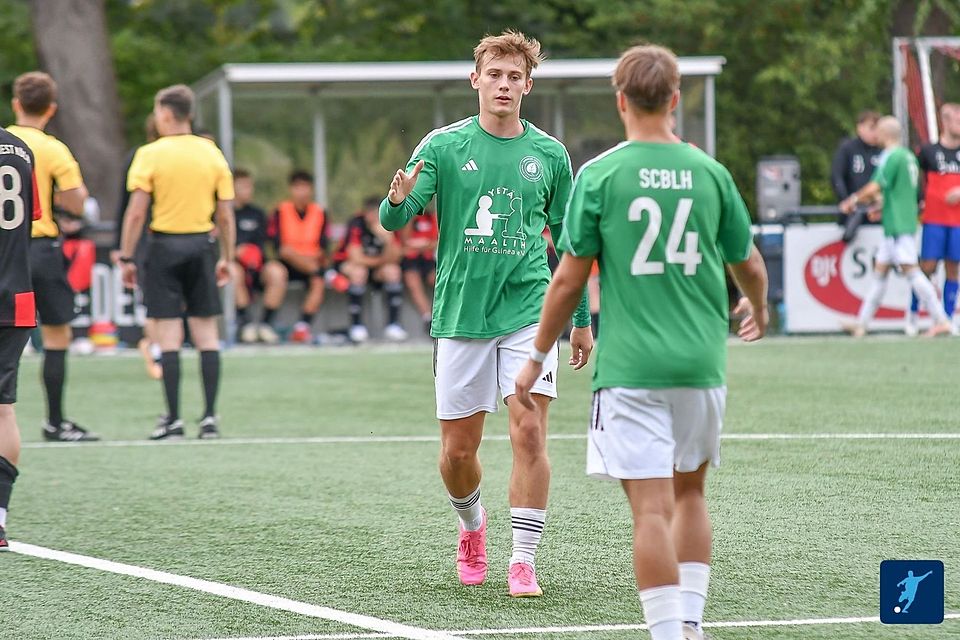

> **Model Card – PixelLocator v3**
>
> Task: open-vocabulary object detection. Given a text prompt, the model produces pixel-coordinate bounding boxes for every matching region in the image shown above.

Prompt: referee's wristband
[529,348,549,364]
[118,255,134,264]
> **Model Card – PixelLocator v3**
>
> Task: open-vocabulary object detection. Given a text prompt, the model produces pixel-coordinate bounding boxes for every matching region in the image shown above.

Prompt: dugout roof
[193,58,725,205]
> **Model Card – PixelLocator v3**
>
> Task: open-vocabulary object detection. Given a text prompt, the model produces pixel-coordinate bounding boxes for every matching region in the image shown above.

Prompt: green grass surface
[3,337,959,639]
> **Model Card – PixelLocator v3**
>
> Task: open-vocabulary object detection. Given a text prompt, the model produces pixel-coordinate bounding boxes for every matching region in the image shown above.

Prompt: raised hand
[388,160,425,205]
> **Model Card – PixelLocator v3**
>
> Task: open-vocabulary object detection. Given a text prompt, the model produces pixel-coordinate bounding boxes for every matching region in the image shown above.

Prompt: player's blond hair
[473,30,544,78]
[613,44,680,113]
[14,71,57,115]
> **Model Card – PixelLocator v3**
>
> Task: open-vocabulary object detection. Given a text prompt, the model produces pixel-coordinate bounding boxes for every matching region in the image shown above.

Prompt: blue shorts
[920,223,960,262]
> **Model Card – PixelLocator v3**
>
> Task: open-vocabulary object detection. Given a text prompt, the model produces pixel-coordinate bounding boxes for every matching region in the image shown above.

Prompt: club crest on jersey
[463,186,527,256]
[519,156,544,182]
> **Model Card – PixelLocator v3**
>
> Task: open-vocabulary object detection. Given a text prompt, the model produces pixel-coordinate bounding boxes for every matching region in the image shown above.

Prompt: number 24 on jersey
[629,197,702,276]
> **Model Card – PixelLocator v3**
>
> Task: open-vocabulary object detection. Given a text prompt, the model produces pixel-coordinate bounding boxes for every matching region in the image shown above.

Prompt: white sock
[449,486,483,531]
[639,585,683,640]
[908,269,948,324]
[0,507,6,528]
[510,507,546,567]
[679,562,710,627]
[857,271,888,326]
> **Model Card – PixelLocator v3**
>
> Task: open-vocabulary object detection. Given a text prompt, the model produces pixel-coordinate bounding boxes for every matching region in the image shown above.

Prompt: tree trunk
[30,0,126,222]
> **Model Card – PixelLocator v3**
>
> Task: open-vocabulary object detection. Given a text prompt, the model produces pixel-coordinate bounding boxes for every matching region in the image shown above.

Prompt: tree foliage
[1,0,958,215]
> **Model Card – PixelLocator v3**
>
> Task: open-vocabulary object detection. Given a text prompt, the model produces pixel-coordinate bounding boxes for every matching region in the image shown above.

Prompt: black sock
[236,306,249,326]
[348,285,365,326]
[160,351,181,422]
[300,311,314,325]
[262,307,277,326]
[200,350,220,419]
[385,282,403,325]
[0,455,18,513]
[42,349,66,427]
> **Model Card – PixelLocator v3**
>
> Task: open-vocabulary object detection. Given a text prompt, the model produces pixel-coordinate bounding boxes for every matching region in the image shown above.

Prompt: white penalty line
[7,542,460,640]
[188,612,960,639]
[21,432,960,450]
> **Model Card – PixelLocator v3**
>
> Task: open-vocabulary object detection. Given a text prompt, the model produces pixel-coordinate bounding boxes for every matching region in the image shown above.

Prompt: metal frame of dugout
[191,58,726,204]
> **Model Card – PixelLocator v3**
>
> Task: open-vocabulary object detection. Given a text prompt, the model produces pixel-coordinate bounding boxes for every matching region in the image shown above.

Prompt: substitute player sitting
[231,168,285,344]
[840,116,952,338]
[337,197,407,343]
[515,44,769,640]
[397,206,438,334]
[380,31,593,597]
[269,170,330,344]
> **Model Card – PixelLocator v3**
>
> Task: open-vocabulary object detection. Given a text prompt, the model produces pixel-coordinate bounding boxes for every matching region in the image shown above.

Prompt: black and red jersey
[334,214,394,263]
[0,128,41,328]
[398,211,439,260]
[918,142,960,226]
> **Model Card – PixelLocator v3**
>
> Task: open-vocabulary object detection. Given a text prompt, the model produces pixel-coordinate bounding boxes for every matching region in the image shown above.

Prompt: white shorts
[875,234,918,266]
[587,386,726,481]
[434,324,559,420]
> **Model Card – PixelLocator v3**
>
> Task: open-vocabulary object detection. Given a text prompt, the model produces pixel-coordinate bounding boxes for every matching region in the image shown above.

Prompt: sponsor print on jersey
[463,185,527,256]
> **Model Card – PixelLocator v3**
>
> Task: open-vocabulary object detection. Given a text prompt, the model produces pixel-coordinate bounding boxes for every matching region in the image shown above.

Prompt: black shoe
[150,418,185,441]
[0,525,8,551]
[42,420,100,442]
[197,416,220,440]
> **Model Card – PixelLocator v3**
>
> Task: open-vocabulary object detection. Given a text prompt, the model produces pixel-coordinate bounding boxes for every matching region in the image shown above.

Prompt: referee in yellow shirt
[119,85,236,440]
[6,71,98,442]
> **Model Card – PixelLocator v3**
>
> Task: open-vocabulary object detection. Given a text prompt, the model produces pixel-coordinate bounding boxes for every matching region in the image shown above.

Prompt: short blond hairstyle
[473,30,544,78]
[613,44,680,113]
[155,84,194,122]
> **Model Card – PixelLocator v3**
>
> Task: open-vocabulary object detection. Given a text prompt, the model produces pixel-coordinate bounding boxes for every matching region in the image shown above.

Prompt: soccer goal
[893,36,960,146]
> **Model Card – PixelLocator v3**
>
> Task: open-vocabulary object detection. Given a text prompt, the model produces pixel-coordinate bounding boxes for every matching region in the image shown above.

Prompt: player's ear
[469,71,481,90]
[669,90,680,112]
[523,76,533,95]
[46,102,58,120]
[616,91,626,114]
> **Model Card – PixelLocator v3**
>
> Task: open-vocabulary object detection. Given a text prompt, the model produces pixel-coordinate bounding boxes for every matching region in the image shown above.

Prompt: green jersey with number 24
[560,141,754,390]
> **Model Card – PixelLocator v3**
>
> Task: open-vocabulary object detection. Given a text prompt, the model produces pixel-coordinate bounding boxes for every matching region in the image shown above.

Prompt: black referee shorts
[145,233,222,319]
[0,327,31,405]
[29,238,77,326]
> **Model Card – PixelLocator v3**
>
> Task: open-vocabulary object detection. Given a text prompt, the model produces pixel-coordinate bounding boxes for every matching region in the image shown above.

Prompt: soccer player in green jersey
[380,31,594,596]
[514,45,769,640]
[840,116,952,338]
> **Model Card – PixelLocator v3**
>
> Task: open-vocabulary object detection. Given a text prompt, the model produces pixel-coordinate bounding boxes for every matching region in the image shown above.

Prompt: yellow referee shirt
[6,124,83,239]
[127,134,234,234]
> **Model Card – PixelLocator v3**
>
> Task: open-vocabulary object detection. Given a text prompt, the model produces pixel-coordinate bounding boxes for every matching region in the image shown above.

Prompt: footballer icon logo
[880,560,944,625]
[519,155,544,182]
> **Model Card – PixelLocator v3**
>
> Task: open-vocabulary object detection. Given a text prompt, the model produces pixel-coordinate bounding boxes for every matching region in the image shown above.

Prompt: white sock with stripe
[448,486,483,531]
[510,507,546,567]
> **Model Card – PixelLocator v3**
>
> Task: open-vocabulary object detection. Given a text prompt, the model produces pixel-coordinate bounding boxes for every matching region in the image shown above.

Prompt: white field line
[8,542,460,640]
[20,432,960,450]
[189,612,960,640]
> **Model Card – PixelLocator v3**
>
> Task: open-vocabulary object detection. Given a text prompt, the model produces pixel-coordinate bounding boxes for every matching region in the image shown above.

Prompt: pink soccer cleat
[456,510,488,586]
[508,562,543,597]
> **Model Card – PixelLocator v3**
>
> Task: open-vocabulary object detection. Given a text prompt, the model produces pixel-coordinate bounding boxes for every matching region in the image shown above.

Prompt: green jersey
[870,146,919,237]
[380,116,574,339]
[560,141,754,390]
